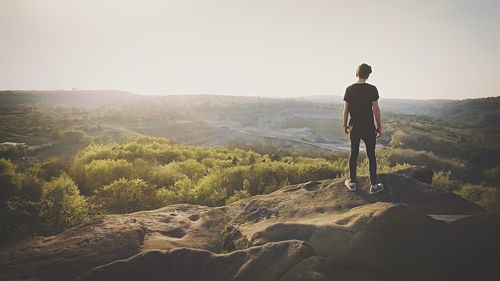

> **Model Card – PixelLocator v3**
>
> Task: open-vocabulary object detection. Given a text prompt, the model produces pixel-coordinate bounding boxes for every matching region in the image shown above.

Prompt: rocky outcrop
[78,240,314,281]
[1,170,499,281]
[0,205,233,281]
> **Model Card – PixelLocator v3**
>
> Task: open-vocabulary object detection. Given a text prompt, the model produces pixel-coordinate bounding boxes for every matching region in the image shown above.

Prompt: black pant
[349,128,377,185]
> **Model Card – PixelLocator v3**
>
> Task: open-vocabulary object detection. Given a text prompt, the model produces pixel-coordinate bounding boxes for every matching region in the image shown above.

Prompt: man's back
[343,82,379,131]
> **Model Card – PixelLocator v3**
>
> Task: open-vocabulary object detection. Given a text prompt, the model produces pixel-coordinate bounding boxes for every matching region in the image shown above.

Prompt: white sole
[369,185,384,194]
[344,179,357,192]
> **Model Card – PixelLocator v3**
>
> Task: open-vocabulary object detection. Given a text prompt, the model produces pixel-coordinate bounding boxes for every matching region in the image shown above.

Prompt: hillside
[427,96,500,128]
[1,168,498,281]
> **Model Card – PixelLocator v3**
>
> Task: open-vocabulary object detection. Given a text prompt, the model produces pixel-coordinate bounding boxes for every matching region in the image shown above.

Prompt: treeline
[70,137,347,207]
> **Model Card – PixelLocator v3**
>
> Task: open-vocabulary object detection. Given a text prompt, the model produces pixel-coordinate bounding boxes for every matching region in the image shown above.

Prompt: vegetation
[94,178,162,214]
[0,160,89,245]
[38,173,89,234]
[70,137,347,207]
[433,171,499,211]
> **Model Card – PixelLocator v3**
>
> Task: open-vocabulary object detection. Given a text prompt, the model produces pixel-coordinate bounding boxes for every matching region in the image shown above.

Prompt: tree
[39,173,89,234]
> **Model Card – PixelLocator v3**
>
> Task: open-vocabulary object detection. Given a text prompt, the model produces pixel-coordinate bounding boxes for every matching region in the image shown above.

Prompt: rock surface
[77,240,314,281]
[1,170,499,281]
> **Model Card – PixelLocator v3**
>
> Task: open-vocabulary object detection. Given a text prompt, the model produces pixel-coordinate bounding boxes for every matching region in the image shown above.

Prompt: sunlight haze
[0,0,498,99]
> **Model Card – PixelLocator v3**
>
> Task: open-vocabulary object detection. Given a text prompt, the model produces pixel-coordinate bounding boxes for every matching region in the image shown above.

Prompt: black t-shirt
[343,83,379,131]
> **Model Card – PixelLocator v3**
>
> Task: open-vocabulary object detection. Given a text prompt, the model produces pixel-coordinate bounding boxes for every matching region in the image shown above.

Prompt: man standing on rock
[343,63,384,194]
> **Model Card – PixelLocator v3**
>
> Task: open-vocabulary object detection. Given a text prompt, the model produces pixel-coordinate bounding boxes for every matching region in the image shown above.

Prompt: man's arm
[343,101,350,134]
[372,100,382,137]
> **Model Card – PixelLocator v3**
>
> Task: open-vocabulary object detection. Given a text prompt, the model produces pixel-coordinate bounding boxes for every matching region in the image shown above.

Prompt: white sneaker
[344,179,357,192]
[369,183,384,194]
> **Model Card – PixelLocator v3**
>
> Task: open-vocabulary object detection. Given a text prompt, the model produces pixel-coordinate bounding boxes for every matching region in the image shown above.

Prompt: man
[343,63,384,194]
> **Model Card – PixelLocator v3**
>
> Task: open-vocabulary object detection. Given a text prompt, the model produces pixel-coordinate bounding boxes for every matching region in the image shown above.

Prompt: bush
[39,173,89,234]
[0,198,40,246]
[485,165,500,186]
[94,178,162,214]
[39,157,70,180]
[389,148,466,175]
[432,171,462,193]
[226,190,251,204]
[150,163,187,187]
[353,148,410,179]
[18,170,44,201]
[0,158,20,205]
[84,159,133,194]
[458,184,498,211]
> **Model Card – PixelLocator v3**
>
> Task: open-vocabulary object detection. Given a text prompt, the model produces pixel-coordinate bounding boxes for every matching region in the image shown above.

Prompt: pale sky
[0,0,498,99]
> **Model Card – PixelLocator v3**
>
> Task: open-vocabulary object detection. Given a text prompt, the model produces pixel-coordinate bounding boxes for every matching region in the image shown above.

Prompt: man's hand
[344,125,351,134]
[375,127,383,138]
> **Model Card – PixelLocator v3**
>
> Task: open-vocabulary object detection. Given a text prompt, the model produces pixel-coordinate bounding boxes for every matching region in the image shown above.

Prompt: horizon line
[1,88,498,101]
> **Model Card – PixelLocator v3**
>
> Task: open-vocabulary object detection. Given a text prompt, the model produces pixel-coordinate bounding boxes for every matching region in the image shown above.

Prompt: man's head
[356,63,372,79]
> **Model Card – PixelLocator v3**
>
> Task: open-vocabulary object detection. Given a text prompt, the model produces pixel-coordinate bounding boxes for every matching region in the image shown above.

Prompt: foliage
[0,158,20,205]
[432,171,462,193]
[0,198,40,245]
[226,189,251,204]
[61,129,92,143]
[94,178,162,214]
[83,159,133,194]
[388,148,466,176]
[70,137,346,206]
[485,165,500,186]
[357,148,411,177]
[458,184,498,211]
[432,170,499,211]
[39,157,70,180]
[39,173,89,234]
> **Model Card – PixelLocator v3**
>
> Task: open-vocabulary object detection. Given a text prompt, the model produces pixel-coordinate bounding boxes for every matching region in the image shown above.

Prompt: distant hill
[295,94,454,115]
[426,96,500,128]
[0,90,139,108]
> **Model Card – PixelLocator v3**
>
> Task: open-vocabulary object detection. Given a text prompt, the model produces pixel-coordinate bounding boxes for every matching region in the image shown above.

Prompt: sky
[0,0,499,99]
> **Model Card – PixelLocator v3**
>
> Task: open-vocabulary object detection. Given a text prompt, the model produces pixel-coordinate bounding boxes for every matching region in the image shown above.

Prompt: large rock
[77,240,314,281]
[0,171,498,281]
[0,204,232,281]
[223,172,482,250]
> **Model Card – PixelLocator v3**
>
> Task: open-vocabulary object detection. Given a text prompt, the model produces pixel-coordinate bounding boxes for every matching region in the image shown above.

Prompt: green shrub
[357,148,411,177]
[84,159,133,194]
[94,178,162,214]
[432,171,462,193]
[150,163,187,187]
[389,148,466,175]
[0,198,40,245]
[0,158,20,205]
[458,184,498,211]
[39,157,70,180]
[226,190,251,204]
[39,173,89,234]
